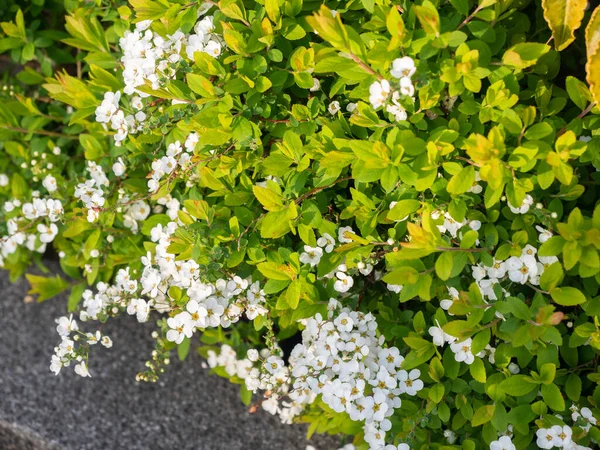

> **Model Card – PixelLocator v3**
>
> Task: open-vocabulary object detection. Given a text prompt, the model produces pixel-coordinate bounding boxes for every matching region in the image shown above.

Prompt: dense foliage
[2,0,600,449]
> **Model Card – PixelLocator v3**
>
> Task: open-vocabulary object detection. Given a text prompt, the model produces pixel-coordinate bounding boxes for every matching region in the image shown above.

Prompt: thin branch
[0,126,77,139]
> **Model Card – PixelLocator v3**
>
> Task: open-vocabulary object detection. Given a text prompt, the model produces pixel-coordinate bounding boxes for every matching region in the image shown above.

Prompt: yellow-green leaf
[585,6,600,105]
[542,0,587,51]
[502,43,550,69]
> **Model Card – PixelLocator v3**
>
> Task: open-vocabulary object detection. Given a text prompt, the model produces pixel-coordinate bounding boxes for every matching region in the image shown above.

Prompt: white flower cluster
[369,57,417,122]
[51,218,268,375]
[471,243,558,303]
[536,424,589,449]
[165,273,268,344]
[206,302,419,449]
[147,134,198,193]
[1,195,63,266]
[433,211,480,239]
[298,227,368,295]
[490,435,515,450]
[428,320,485,366]
[284,300,419,449]
[120,20,184,97]
[185,15,223,60]
[120,199,151,233]
[206,344,300,423]
[95,91,146,146]
[50,314,112,377]
[95,10,221,146]
[74,161,109,222]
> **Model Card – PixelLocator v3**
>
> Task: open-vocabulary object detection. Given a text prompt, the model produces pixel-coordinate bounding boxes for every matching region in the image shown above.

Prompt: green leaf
[260,203,298,239]
[383,266,419,285]
[469,357,487,383]
[541,383,565,411]
[387,199,421,221]
[26,274,71,302]
[499,375,537,396]
[539,262,564,292]
[257,261,296,280]
[472,404,495,427]
[550,286,587,306]
[240,384,253,406]
[435,252,454,281]
[429,383,445,403]
[184,199,211,221]
[565,374,582,401]
[566,76,591,110]
[286,279,301,309]
[447,165,475,195]
[540,363,556,385]
[67,282,87,312]
[177,337,191,361]
[253,185,284,212]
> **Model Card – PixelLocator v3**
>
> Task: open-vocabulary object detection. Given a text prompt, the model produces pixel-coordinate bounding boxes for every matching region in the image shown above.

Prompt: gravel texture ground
[0,264,341,450]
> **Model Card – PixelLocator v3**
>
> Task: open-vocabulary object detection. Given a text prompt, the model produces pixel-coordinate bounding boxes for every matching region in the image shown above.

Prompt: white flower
[536,428,557,449]
[390,56,416,79]
[369,79,391,109]
[450,338,475,364]
[346,102,357,113]
[508,194,534,214]
[386,91,407,121]
[328,101,341,115]
[506,255,538,284]
[487,260,507,279]
[333,272,354,293]
[428,321,456,347]
[56,315,78,337]
[387,284,403,294]
[440,287,459,314]
[309,78,320,92]
[166,312,195,344]
[536,225,553,243]
[317,233,335,252]
[0,174,8,186]
[37,223,58,243]
[399,77,415,97]
[299,245,323,267]
[264,355,283,374]
[469,220,481,231]
[205,40,222,57]
[50,355,62,375]
[186,300,208,328]
[95,91,121,123]
[397,369,423,396]
[74,362,91,377]
[112,157,126,176]
[443,430,457,444]
[42,175,57,192]
[551,425,572,447]
[490,435,516,450]
[338,226,354,243]
[247,349,259,362]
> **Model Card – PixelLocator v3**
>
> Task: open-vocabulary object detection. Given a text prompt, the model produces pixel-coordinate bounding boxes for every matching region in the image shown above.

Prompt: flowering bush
[3,0,600,449]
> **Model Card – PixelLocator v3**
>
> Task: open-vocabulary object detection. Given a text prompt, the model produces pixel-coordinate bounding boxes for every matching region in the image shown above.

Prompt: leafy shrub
[2,0,600,449]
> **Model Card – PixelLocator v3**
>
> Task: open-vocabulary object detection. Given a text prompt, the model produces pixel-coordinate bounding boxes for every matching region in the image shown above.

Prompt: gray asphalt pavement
[0,263,341,450]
